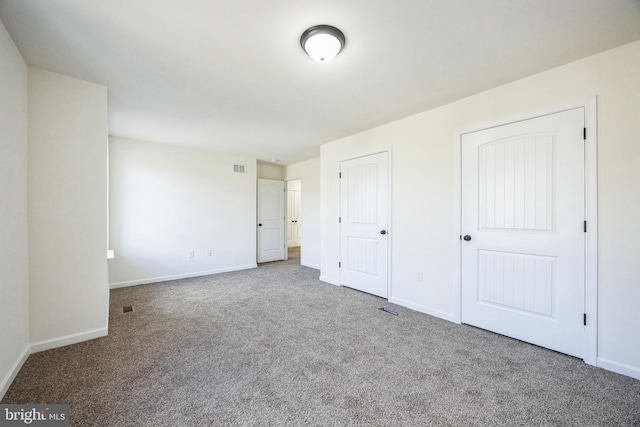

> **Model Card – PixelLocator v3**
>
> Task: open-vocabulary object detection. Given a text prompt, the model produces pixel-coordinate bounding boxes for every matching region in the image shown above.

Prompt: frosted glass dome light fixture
[300,25,345,62]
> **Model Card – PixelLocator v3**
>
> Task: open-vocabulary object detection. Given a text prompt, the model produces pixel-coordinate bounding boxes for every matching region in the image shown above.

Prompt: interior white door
[461,108,586,358]
[287,188,301,247]
[340,152,389,298]
[257,179,285,263]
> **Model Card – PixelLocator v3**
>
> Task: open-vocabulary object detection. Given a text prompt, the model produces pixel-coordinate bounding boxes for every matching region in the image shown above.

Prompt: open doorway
[286,179,302,264]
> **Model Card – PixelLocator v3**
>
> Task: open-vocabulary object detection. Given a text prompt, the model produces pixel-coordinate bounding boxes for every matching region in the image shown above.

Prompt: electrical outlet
[206,249,212,257]
[188,250,195,258]
[416,272,423,282]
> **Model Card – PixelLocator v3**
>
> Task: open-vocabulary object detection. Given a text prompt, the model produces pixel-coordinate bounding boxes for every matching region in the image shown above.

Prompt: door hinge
[583,127,587,140]
[583,313,587,326]
[339,262,341,268]
[584,221,587,232]
[339,217,341,223]
[339,172,342,178]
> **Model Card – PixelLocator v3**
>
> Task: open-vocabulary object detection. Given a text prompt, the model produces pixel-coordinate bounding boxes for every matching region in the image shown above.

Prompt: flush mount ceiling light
[300,25,345,62]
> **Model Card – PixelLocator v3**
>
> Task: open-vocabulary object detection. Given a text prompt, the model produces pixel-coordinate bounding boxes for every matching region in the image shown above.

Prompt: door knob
[258,223,262,227]
[380,230,387,235]
[463,235,471,241]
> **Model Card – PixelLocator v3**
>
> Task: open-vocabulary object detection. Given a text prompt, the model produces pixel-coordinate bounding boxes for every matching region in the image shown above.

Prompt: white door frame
[453,98,598,366]
[339,150,392,299]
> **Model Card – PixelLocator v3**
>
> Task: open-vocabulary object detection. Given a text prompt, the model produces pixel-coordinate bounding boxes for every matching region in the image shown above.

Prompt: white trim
[584,97,598,366]
[108,264,257,289]
[386,149,393,302]
[2,329,109,398]
[389,297,457,323]
[454,98,598,363]
[319,275,339,286]
[597,358,640,381]
[453,120,462,324]
[0,345,30,400]
[30,328,108,354]
[301,262,320,270]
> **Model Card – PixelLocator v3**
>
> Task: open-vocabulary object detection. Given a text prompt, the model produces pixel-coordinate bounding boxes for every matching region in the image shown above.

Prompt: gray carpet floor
[3,249,640,426]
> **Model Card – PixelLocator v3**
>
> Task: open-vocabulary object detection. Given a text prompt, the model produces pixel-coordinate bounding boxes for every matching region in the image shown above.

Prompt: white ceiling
[2,1,640,165]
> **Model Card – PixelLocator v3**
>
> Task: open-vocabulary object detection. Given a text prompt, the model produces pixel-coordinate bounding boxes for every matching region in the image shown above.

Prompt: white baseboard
[301,262,320,270]
[30,328,108,354]
[109,264,258,289]
[1,328,109,400]
[597,357,640,380]
[319,276,339,286]
[0,345,30,401]
[389,297,458,323]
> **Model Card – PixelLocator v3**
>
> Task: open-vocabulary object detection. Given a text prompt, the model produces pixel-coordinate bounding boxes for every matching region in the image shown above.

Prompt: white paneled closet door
[257,179,285,263]
[340,152,389,298]
[461,108,586,358]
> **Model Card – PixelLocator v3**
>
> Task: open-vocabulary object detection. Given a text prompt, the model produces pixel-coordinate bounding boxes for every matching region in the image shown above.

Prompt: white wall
[28,67,109,347]
[109,138,257,287]
[321,40,640,378]
[257,163,284,180]
[285,157,321,269]
[287,179,301,192]
[0,19,29,398]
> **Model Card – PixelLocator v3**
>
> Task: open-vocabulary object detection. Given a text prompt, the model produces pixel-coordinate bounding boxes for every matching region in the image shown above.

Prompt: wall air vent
[233,164,246,173]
